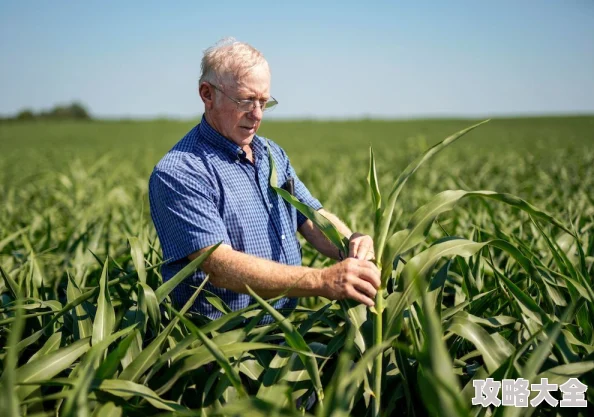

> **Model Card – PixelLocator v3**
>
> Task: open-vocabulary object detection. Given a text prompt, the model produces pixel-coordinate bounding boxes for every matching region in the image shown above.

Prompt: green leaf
[16,337,91,400]
[93,258,115,346]
[275,185,348,255]
[367,146,382,230]
[173,309,247,397]
[154,242,221,303]
[0,265,19,300]
[522,301,576,379]
[27,331,62,364]
[375,120,490,264]
[380,229,409,285]
[128,236,147,284]
[203,290,232,314]
[60,325,138,417]
[267,141,348,255]
[238,354,265,381]
[343,338,396,401]
[501,302,577,417]
[94,379,187,412]
[380,189,564,284]
[318,325,356,417]
[13,273,134,353]
[446,314,509,373]
[400,238,488,301]
[156,342,322,397]
[498,274,548,326]
[138,282,160,331]
[341,301,368,353]
[91,402,122,417]
[217,396,312,417]
[198,299,270,334]
[95,329,138,380]
[246,286,324,401]
[0,295,25,417]
[535,361,594,385]
[119,281,207,383]
[0,226,29,253]
[418,288,469,417]
[67,273,93,340]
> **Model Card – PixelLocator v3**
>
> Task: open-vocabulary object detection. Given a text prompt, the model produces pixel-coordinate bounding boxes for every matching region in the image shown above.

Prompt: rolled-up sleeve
[148,168,231,264]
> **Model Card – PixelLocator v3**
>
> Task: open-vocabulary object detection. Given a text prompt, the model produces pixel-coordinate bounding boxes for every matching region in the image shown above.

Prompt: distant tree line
[1,102,92,121]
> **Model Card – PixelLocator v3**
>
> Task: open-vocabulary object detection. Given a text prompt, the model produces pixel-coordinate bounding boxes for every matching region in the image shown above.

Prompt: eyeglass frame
[207,82,278,112]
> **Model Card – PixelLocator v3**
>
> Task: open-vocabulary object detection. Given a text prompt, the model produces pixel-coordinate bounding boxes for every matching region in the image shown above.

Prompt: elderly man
[148,38,380,324]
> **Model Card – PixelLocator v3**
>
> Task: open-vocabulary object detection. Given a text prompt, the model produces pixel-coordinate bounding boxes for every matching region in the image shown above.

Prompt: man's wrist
[310,268,327,298]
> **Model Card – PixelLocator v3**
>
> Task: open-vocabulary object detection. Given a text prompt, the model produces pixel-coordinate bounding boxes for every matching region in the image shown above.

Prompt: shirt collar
[197,114,267,162]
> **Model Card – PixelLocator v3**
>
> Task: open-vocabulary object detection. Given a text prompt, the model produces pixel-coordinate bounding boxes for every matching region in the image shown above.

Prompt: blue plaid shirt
[148,115,323,323]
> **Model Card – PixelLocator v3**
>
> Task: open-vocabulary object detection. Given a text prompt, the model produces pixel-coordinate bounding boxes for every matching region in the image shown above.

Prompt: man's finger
[349,239,359,258]
[348,288,375,307]
[356,264,381,289]
[353,280,378,299]
[357,241,373,260]
[359,258,380,274]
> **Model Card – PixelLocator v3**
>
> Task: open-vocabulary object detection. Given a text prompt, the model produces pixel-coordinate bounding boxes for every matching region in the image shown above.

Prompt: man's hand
[319,258,380,306]
[345,232,375,261]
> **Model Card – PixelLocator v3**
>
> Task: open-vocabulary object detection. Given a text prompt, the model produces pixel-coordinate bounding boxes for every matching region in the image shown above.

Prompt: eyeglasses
[208,82,278,112]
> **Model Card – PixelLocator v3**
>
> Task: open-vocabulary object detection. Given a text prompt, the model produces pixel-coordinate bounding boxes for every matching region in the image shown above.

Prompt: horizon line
[2,111,592,123]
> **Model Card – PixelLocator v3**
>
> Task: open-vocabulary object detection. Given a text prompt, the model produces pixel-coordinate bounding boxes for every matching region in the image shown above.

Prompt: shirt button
[268,203,273,208]
[235,159,240,163]
[281,234,286,240]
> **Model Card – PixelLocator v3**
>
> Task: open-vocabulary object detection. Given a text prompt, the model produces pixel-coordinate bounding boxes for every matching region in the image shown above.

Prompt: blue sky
[1,0,593,119]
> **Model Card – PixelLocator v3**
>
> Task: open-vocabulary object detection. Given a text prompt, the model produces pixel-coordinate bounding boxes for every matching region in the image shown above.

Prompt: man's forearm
[298,209,353,259]
[319,209,353,239]
[190,245,324,299]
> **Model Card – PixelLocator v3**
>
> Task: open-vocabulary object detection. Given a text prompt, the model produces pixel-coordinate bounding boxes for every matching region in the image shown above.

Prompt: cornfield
[1,116,593,416]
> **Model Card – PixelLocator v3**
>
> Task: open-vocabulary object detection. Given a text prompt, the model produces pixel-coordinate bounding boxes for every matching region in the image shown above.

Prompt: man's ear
[199,82,214,108]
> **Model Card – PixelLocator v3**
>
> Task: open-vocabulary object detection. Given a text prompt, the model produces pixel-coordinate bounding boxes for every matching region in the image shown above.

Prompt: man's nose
[247,103,263,121]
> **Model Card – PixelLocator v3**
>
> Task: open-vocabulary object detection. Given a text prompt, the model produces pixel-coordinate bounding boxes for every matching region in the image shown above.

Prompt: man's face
[204,64,271,148]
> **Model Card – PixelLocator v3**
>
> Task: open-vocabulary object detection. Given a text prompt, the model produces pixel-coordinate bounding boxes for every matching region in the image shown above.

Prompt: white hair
[199,37,269,86]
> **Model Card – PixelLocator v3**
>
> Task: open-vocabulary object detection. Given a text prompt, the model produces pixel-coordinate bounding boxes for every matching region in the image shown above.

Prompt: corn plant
[268,120,593,416]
